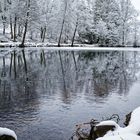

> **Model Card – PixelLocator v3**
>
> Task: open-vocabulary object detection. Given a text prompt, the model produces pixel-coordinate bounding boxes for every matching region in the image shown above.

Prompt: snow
[25,47,140,52]
[96,120,120,129]
[1,42,140,52]
[0,127,17,140]
[130,106,140,125]
[96,107,140,140]
[97,133,140,140]
[7,47,140,52]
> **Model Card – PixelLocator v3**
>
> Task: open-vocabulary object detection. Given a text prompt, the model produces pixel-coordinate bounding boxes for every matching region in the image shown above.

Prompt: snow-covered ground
[0,40,140,52]
[1,43,140,52]
[36,47,140,52]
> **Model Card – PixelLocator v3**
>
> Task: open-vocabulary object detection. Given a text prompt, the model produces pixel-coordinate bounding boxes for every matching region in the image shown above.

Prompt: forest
[1,0,140,140]
[0,0,139,47]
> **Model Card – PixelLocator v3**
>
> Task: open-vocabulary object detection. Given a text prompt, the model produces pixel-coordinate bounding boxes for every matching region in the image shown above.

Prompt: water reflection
[0,49,140,140]
[80,51,138,98]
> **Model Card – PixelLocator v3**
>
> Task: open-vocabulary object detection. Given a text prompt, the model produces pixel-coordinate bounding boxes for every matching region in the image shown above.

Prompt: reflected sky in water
[0,48,140,140]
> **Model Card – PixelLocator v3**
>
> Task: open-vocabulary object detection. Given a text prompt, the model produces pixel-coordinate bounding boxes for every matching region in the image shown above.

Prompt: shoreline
[0,45,140,52]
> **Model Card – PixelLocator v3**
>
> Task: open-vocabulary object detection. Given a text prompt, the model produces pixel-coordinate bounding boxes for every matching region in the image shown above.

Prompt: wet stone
[0,135,16,140]
[124,112,132,126]
[94,125,116,138]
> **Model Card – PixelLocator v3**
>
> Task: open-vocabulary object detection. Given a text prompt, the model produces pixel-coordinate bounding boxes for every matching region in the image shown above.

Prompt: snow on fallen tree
[71,106,140,140]
[0,127,17,140]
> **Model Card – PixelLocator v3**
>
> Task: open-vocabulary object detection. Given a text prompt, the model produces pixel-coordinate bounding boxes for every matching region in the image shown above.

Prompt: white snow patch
[130,106,140,125]
[0,127,17,140]
[97,133,140,140]
[27,47,140,52]
[96,120,120,128]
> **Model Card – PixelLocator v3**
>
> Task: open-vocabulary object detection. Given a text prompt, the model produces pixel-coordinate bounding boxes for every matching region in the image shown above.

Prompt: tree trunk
[122,21,125,46]
[3,23,5,35]
[58,19,65,47]
[42,26,46,42]
[13,15,17,42]
[71,20,78,47]
[18,25,21,37]
[21,20,28,47]
[133,19,137,47]
[2,16,6,35]
[20,26,24,36]
[20,0,30,47]
[40,27,43,39]
[10,16,13,39]
[58,1,68,47]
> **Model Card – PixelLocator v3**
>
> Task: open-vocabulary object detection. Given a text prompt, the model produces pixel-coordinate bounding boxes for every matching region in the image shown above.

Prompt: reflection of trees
[0,50,39,127]
[0,49,139,110]
[80,51,139,99]
[38,51,78,104]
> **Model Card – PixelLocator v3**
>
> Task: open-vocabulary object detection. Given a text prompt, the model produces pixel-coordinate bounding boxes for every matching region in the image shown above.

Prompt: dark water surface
[0,48,140,140]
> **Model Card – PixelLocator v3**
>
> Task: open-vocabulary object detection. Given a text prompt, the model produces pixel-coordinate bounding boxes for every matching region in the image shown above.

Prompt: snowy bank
[97,133,140,140]
[1,42,140,52]
[96,107,140,140]
[25,47,140,52]
[0,127,17,140]
[72,107,140,140]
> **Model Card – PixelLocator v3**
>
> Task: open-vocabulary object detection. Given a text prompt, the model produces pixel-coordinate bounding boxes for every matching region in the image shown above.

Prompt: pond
[0,48,140,140]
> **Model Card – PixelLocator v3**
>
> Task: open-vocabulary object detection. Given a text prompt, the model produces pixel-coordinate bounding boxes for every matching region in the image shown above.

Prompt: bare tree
[20,0,31,47]
[58,0,68,47]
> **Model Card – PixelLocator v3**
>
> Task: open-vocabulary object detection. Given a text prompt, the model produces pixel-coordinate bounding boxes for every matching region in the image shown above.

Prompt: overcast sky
[131,0,140,11]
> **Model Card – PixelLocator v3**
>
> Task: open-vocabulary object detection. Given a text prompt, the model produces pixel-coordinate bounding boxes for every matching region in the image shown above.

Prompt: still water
[0,48,140,140]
